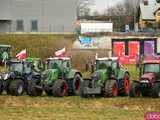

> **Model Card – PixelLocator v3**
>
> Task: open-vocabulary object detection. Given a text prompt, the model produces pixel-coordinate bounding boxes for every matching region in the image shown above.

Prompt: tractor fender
[72,69,82,77]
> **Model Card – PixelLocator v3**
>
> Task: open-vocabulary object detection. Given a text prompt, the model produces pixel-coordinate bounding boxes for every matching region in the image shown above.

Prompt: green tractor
[0,58,43,96]
[27,57,83,97]
[80,57,130,98]
[0,45,11,65]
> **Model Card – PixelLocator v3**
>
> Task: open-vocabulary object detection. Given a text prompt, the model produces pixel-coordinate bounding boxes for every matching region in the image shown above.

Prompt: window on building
[31,20,38,32]
[16,20,24,31]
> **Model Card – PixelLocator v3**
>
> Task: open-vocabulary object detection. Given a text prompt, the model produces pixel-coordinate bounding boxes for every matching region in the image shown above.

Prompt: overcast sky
[92,0,156,12]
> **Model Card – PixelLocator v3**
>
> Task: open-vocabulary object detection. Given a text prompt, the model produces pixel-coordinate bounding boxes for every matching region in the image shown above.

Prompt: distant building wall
[0,0,77,33]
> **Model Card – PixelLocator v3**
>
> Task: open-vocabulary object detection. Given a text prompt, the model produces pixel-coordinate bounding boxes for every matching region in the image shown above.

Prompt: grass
[0,96,159,120]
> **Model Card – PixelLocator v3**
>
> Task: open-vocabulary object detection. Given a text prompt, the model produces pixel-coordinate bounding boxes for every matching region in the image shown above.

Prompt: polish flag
[55,48,66,57]
[16,49,27,60]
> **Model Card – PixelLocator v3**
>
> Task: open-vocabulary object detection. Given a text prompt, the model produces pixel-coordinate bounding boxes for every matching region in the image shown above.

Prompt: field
[0,96,159,120]
[0,34,160,120]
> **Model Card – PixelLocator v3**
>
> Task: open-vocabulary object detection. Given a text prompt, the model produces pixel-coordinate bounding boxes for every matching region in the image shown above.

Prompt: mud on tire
[52,80,68,97]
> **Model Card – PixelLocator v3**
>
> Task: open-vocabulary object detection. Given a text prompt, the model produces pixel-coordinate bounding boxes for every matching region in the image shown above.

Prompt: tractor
[0,58,43,96]
[0,45,11,65]
[129,59,160,98]
[27,57,83,97]
[80,57,130,98]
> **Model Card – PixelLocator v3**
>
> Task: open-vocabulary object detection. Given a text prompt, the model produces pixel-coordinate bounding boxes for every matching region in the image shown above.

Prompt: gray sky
[93,0,156,12]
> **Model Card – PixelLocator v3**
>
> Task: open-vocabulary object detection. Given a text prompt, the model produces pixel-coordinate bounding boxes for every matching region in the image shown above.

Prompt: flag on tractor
[16,49,27,60]
[55,47,66,57]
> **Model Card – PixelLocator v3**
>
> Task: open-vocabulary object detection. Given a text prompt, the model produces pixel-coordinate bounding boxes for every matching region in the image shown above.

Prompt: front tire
[129,82,140,97]
[52,80,68,97]
[9,80,24,96]
[104,80,118,97]
[152,82,160,98]
[72,74,83,95]
[27,80,42,97]
[121,73,130,96]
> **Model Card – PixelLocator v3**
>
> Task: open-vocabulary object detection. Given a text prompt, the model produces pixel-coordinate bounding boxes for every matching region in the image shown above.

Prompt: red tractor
[129,59,160,98]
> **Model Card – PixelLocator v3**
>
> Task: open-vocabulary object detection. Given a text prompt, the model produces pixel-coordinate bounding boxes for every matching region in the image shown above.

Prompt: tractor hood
[0,71,20,80]
[140,73,156,82]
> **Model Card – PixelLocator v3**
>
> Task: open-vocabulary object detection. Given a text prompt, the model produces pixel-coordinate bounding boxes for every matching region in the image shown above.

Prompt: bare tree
[77,0,95,18]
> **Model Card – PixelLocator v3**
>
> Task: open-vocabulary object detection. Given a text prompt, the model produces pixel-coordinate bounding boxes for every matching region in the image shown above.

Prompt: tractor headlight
[140,80,149,83]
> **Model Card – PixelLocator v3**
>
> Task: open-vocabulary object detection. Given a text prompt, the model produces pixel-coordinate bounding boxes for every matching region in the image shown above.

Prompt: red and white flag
[16,49,27,60]
[55,47,66,57]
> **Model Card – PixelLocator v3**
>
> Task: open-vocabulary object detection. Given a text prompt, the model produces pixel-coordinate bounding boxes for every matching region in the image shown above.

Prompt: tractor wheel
[72,74,83,95]
[80,80,90,98]
[44,85,53,96]
[9,80,24,96]
[129,82,140,97]
[52,80,68,97]
[152,82,160,98]
[104,80,118,97]
[27,80,42,97]
[121,73,130,96]
[0,80,3,94]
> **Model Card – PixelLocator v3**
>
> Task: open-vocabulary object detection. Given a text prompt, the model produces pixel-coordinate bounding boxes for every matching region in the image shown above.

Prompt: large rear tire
[104,80,118,97]
[152,82,160,98]
[80,80,90,98]
[52,80,68,97]
[72,74,83,95]
[129,82,140,97]
[9,80,24,96]
[27,80,42,97]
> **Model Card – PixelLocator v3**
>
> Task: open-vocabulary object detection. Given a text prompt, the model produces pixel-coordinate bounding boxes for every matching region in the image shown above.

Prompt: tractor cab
[140,60,160,82]
[46,57,71,77]
[0,45,11,65]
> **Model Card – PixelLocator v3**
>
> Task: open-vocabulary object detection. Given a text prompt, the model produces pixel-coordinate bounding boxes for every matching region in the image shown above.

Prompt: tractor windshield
[47,60,61,70]
[144,64,160,73]
[96,60,112,70]
[9,62,23,73]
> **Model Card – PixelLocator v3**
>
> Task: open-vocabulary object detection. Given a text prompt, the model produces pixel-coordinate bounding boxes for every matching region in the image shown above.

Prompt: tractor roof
[10,59,22,63]
[143,60,160,64]
[47,57,70,61]
[25,57,40,62]
[0,45,11,48]
[96,57,118,61]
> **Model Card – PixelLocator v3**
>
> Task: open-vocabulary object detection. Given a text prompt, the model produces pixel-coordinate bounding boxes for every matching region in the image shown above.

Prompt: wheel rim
[75,79,80,92]
[125,78,129,94]
[61,83,68,96]
[18,85,23,94]
[112,83,118,96]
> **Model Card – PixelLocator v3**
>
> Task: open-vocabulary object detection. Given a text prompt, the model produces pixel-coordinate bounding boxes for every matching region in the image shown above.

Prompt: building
[0,0,77,33]
[138,0,160,29]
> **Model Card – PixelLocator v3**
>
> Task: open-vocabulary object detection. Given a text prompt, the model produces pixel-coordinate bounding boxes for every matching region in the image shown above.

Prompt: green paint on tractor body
[27,57,83,97]
[80,57,130,98]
